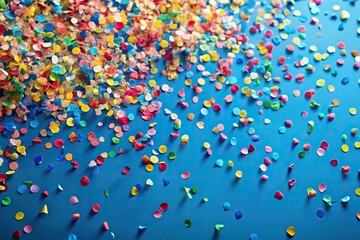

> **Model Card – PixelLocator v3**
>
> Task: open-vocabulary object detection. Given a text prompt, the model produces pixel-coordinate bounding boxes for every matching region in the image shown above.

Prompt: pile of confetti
[2,0,360,239]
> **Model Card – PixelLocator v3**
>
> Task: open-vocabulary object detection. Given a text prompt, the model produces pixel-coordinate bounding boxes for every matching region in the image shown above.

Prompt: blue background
[1,0,360,239]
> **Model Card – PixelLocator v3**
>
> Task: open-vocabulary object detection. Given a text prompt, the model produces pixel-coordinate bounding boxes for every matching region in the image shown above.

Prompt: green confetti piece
[299,33,307,40]
[108,151,116,158]
[271,102,281,111]
[184,219,192,228]
[1,197,11,206]
[2,100,12,107]
[307,124,313,133]
[215,224,224,231]
[310,101,320,108]
[263,100,271,108]
[323,195,332,206]
[63,37,71,45]
[191,187,198,194]
[105,189,109,198]
[23,181,32,188]
[318,113,325,119]
[203,198,208,202]
[298,151,306,158]
[341,134,347,140]
[168,151,176,160]
[80,120,87,127]
[112,137,120,145]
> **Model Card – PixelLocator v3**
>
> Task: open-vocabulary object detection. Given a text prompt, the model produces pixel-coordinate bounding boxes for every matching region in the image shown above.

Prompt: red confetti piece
[181,172,190,179]
[159,203,169,212]
[12,229,21,239]
[274,191,284,200]
[342,166,350,174]
[92,203,101,213]
[330,159,338,167]
[320,141,328,149]
[54,139,64,148]
[96,156,105,165]
[73,213,80,222]
[80,176,90,186]
[122,166,131,175]
[154,210,162,219]
[158,162,167,171]
[103,222,109,230]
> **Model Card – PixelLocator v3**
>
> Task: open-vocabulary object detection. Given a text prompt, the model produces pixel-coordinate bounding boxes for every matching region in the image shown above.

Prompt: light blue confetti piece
[230,137,237,146]
[36,15,46,23]
[223,202,231,211]
[278,126,286,134]
[215,159,224,167]
[232,108,240,115]
[272,152,280,161]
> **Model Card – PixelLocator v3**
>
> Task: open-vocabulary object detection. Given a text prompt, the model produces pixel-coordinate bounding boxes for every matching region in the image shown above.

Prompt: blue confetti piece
[163,178,171,186]
[235,210,243,219]
[17,184,29,194]
[341,77,350,85]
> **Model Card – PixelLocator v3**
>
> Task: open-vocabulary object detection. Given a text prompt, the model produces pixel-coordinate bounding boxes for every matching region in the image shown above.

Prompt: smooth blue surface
[2,1,360,240]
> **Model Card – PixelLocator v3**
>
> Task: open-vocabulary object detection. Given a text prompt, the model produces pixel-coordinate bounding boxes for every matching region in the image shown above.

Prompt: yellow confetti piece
[131,186,139,196]
[150,156,159,164]
[349,108,357,115]
[53,44,61,53]
[148,80,156,88]
[72,47,81,55]
[159,40,168,48]
[341,144,349,153]
[228,160,233,168]
[239,110,247,118]
[356,188,360,196]
[15,212,24,221]
[332,99,340,106]
[150,68,158,74]
[286,226,296,237]
[198,78,205,86]
[314,53,322,61]
[185,79,192,86]
[235,170,243,179]
[145,164,153,172]
[65,153,73,161]
[202,54,210,62]
[181,134,189,143]
[316,79,325,87]
[159,145,167,154]
[292,37,300,45]
[40,205,48,214]
[328,85,335,93]
[170,113,178,120]
[203,100,212,108]
[203,142,210,149]
[244,77,252,85]
[128,136,135,143]
[354,142,360,149]
[81,104,90,112]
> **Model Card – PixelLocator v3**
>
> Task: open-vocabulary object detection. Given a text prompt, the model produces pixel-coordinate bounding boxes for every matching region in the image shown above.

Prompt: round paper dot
[15,211,24,221]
